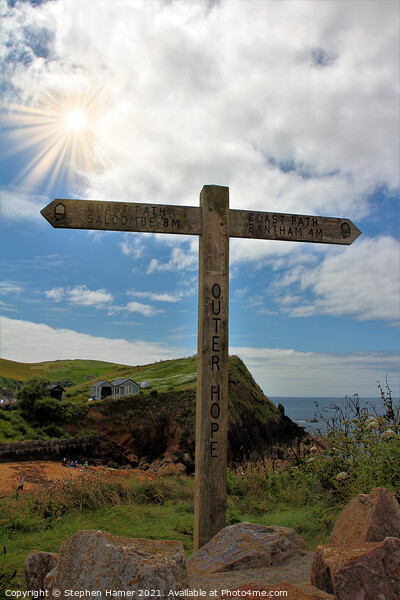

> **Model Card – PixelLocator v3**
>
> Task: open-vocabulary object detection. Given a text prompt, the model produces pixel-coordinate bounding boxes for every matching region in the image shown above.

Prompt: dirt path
[1,461,335,598]
[0,460,84,494]
[188,553,335,597]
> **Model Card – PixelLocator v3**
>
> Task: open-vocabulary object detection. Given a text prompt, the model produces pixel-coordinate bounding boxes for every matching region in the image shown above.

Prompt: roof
[93,380,112,387]
[111,378,138,386]
[47,384,65,391]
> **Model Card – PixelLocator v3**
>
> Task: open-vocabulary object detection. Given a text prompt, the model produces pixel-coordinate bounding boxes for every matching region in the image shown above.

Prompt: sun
[64,109,87,133]
[4,85,110,190]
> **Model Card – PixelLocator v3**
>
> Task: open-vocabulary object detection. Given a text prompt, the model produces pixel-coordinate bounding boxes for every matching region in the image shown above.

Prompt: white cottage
[111,378,139,398]
[91,378,140,400]
[91,380,113,400]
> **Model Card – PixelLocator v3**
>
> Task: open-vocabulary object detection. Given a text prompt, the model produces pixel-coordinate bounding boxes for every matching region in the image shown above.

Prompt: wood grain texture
[194,185,229,551]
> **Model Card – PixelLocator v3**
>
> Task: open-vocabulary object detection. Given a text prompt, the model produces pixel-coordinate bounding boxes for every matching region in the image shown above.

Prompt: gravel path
[188,553,335,598]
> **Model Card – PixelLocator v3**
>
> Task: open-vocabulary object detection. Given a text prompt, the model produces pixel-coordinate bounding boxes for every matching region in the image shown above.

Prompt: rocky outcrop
[63,356,306,468]
[24,551,58,591]
[186,522,307,574]
[311,537,400,600]
[329,486,400,544]
[148,452,187,476]
[43,530,188,598]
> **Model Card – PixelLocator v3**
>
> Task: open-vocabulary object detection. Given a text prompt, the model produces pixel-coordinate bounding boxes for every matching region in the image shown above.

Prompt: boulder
[186,522,307,574]
[44,530,188,598]
[157,462,186,476]
[149,452,187,476]
[329,487,400,544]
[219,583,331,600]
[311,537,400,600]
[24,551,58,591]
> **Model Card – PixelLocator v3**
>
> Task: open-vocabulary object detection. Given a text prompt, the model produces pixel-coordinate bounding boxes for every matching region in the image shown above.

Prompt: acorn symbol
[341,222,351,238]
[54,203,66,221]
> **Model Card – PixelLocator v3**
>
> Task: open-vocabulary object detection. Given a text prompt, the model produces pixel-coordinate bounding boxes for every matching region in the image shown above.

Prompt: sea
[269,397,397,435]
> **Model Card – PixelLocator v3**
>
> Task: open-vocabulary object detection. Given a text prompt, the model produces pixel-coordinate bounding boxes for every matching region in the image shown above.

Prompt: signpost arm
[40,186,362,553]
[194,185,230,551]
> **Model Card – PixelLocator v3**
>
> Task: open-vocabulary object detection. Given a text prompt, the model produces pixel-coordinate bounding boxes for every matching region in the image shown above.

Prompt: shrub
[303,379,400,503]
[33,397,63,425]
[17,376,50,416]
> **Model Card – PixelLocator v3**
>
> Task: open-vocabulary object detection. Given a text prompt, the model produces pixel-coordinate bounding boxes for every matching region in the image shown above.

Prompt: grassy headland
[0,358,398,595]
[0,465,339,594]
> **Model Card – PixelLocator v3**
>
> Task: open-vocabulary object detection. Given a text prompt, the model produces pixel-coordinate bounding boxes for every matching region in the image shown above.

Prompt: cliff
[63,355,306,469]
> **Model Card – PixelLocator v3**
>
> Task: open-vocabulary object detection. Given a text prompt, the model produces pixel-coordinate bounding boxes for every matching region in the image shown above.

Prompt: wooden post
[194,185,230,551]
[41,186,361,552]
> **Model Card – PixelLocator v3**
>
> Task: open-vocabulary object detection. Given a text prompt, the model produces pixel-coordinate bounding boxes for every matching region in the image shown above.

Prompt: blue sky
[0,0,399,397]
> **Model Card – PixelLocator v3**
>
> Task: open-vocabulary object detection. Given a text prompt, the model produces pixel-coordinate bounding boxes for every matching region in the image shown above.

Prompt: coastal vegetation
[1,397,398,594]
[0,356,301,470]
[0,356,398,594]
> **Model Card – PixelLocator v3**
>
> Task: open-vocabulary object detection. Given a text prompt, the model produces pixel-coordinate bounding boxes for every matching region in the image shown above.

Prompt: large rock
[329,487,400,544]
[186,522,307,574]
[44,530,188,598]
[311,537,400,600]
[24,551,58,591]
[219,584,331,600]
[149,452,187,476]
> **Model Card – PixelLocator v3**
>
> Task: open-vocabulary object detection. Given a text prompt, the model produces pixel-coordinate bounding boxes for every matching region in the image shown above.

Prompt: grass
[0,466,339,595]
[0,411,39,443]
[0,359,123,387]
[0,356,199,401]
[1,503,195,594]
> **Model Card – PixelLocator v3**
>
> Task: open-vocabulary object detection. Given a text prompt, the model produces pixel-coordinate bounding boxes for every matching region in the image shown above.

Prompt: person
[16,476,24,492]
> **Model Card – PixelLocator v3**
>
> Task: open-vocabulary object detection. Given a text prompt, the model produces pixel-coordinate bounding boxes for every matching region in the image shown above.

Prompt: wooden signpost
[41,185,361,550]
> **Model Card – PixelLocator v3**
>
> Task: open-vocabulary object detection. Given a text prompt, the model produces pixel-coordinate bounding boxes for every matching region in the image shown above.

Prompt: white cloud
[147,246,198,273]
[1,316,397,397]
[68,285,113,307]
[125,301,162,317]
[0,186,48,223]
[0,316,186,364]
[2,0,398,219]
[128,290,191,303]
[44,287,64,302]
[232,346,400,397]
[45,285,113,308]
[273,236,400,323]
[119,234,144,259]
[0,281,23,295]
[44,286,169,316]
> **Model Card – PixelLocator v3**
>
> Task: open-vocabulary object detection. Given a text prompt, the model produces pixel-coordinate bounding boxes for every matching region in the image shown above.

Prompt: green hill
[0,356,198,399]
[0,355,307,464]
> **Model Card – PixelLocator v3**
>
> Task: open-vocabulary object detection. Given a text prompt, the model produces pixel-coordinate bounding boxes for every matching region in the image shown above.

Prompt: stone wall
[0,437,99,462]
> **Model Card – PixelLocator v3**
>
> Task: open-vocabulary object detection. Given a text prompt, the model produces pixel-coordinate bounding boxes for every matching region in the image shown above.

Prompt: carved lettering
[213,317,221,333]
[210,400,220,418]
[210,280,223,459]
[246,212,328,240]
[85,204,176,231]
[212,355,220,371]
[210,441,218,458]
[212,299,221,315]
[211,385,220,401]
[212,336,220,352]
[212,283,221,298]
[211,422,219,437]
